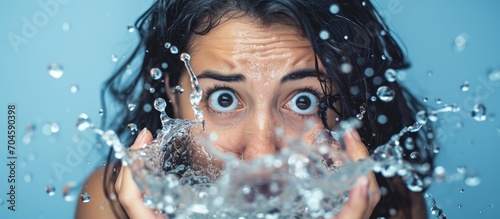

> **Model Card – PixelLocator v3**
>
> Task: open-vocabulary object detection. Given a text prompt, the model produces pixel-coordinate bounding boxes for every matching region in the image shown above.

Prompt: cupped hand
[115,129,166,219]
[332,130,381,219]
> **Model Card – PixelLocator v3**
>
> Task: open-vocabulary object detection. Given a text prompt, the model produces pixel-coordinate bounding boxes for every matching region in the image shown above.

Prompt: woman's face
[167,16,337,161]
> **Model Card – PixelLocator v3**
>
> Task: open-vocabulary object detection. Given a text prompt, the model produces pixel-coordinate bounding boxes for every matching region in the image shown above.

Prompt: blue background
[0,0,499,218]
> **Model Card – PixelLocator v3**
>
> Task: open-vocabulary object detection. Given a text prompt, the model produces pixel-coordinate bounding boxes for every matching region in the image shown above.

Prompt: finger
[343,130,381,218]
[333,176,370,219]
[115,128,152,193]
[116,129,163,219]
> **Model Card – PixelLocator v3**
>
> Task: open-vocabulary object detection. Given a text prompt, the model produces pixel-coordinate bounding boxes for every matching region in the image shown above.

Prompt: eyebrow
[197,70,246,82]
[280,69,321,83]
[196,69,322,83]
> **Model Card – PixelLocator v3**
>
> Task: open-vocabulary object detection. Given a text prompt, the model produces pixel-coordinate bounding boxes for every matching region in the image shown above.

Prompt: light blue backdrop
[0,0,499,218]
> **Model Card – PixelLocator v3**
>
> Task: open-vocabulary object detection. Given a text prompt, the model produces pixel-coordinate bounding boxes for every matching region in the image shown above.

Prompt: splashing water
[81,53,480,218]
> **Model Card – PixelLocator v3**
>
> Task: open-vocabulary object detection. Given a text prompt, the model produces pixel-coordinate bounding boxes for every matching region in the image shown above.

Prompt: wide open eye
[209,89,239,112]
[287,91,319,115]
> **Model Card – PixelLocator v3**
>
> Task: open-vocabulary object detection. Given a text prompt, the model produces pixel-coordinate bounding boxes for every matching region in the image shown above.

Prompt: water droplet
[128,123,138,134]
[364,67,374,77]
[76,113,91,131]
[161,62,169,69]
[459,188,464,193]
[460,81,470,91]
[384,69,397,82]
[62,22,70,31]
[99,109,104,116]
[24,173,32,182]
[149,88,156,93]
[164,42,171,49]
[458,204,463,208]
[488,68,500,81]
[143,103,152,113]
[173,85,185,94]
[349,86,359,95]
[170,46,179,54]
[471,103,487,121]
[340,63,352,73]
[453,33,468,52]
[362,1,366,6]
[427,71,433,77]
[319,30,330,40]
[154,98,167,112]
[376,86,395,102]
[377,114,388,124]
[430,206,443,216]
[46,185,56,196]
[329,4,340,14]
[48,63,64,79]
[370,96,377,101]
[422,97,428,102]
[410,152,419,160]
[127,25,135,33]
[128,103,136,111]
[465,176,481,186]
[150,68,162,80]
[111,54,118,62]
[435,98,442,104]
[80,192,90,203]
[63,182,79,202]
[70,84,79,93]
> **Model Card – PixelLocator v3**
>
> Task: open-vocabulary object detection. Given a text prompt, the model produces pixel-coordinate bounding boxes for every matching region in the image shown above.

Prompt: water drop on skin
[150,68,163,80]
[80,192,91,203]
[435,98,442,104]
[99,109,104,116]
[376,86,395,102]
[164,42,171,49]
[48,63,64,79]
[422,97,428,102]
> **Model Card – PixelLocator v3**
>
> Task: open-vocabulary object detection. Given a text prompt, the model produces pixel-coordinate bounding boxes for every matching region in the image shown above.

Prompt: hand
[332,130,381,219]
[115,129,166,219]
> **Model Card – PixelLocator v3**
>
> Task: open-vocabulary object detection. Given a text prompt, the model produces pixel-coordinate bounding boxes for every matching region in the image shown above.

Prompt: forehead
[187,16,319,76]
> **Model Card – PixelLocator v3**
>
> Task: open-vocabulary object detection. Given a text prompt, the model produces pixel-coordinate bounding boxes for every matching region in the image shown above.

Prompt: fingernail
[137,128,147,142]
[351,130,361,141]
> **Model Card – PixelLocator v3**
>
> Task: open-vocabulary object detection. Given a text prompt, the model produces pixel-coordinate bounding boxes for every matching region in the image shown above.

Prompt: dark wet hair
[101,0,435,218]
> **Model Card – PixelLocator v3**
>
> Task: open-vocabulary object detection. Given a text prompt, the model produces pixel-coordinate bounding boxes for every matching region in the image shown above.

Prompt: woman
[76,0,433,218]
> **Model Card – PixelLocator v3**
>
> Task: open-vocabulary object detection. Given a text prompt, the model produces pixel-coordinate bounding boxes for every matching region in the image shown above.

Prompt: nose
[241,111,281,161]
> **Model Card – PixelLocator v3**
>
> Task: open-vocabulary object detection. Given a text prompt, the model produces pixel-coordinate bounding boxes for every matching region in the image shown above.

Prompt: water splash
[83,53,479,218]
